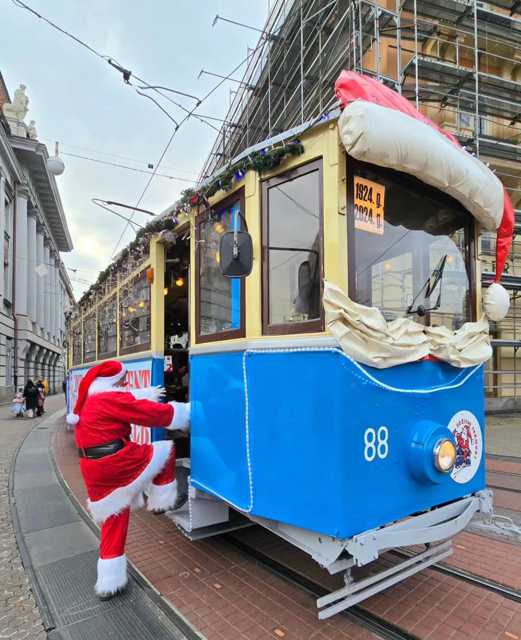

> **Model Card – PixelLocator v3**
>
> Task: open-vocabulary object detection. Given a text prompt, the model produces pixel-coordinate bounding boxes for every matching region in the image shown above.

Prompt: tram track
[393,549,521,605]
[225,534,420,640]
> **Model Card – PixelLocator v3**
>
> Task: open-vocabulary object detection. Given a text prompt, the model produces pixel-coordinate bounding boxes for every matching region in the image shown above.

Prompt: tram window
[119,271,151,354]
[72,324,82,365]
[83,313,96,363]
[348,159,474,330]
[98,296,117,359]
[262,160,323,335]
[196,192,244,342]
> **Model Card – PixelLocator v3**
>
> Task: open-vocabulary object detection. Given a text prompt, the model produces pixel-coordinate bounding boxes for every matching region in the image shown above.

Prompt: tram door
[163,234,190,463]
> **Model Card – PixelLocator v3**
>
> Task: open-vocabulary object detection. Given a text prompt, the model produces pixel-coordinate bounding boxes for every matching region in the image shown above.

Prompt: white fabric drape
[323,281,492,369]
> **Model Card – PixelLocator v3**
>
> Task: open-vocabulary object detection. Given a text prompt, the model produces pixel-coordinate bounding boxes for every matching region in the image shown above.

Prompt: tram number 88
[364,426,389,462]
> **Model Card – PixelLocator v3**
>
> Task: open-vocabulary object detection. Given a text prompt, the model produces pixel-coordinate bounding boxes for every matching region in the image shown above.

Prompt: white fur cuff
[147,480,178,512]
[132,386,166,402]
[167,401,190,431]
[95,555,128,595]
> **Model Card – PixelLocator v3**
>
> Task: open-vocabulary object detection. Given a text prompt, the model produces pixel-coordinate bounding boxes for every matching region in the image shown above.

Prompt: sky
[2,0,269,299]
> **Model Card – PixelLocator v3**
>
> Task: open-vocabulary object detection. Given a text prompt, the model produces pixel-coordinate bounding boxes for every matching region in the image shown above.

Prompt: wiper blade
[406,253,448,317]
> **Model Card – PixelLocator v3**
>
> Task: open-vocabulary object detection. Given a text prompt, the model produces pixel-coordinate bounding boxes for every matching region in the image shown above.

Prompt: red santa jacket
[75,391,176,521]
[75,390,174,449]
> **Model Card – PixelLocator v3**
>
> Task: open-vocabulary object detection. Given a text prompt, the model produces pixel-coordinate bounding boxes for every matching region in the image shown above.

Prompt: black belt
[78,439,127,459]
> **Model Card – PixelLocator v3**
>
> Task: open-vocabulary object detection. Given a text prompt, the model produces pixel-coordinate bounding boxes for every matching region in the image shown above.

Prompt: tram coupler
[477,488,494,524]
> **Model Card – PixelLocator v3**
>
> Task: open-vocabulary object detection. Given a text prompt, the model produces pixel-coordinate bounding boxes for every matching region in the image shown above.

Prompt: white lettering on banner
[68,360,154,445]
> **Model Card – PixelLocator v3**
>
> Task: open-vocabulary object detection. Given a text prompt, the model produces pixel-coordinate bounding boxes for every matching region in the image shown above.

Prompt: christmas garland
[77,139,304,308]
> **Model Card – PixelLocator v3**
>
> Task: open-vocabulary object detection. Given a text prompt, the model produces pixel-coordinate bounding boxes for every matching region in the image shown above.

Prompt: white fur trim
[87,440,173,524]
[95,555,127,595]
[66,413,79,426]
[147,480,178,512]
[88,364,127,396]
[131,386,166,402]
[166,401,190,431]
[484,282,510,322]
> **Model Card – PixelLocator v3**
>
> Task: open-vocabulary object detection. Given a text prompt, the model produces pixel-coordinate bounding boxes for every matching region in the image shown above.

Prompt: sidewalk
[487,413,521,457]
[0,394,64,640]
[8,406,197,640]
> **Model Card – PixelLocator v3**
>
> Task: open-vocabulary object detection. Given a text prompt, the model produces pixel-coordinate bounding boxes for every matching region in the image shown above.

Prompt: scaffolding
[200,0,521,404]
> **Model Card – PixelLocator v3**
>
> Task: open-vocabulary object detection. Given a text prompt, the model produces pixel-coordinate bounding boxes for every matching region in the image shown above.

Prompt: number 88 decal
[364,426,389,462]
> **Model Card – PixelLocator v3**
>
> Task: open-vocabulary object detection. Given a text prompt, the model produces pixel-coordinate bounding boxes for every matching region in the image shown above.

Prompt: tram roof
[158,106,341,220]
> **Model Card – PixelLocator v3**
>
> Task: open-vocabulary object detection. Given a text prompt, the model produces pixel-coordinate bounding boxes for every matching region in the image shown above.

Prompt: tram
[67,72,514,618]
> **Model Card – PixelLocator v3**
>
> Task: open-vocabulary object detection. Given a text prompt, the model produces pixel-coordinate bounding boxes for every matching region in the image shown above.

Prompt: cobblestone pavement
[0,395,65,640]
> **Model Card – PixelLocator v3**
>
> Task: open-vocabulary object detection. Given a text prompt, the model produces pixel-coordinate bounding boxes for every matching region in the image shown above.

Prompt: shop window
[83,313,96,363]
[261,160,324,335]
[119,271,151,354]
[98,296,117,359]
[72,324,82,365]
[196,192,245,342]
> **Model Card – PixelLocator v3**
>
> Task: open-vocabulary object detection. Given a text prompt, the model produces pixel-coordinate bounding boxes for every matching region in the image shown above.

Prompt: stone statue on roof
[27,120,38,140]
[2,84,30,136]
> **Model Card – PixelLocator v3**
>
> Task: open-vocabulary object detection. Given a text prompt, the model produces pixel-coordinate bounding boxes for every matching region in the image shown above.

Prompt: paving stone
[0,396,65,640]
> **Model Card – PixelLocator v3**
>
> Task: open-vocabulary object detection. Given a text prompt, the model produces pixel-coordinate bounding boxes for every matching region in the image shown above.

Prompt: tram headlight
[433,438,456,473]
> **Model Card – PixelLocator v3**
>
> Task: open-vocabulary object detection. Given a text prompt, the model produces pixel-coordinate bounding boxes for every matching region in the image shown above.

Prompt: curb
[7,408,66,634]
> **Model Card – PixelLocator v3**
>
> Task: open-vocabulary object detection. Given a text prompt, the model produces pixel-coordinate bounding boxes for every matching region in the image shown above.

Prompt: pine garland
[78,139,304,307]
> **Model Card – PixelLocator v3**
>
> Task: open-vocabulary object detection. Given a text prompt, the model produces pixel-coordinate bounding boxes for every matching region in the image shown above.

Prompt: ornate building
[0,73,74,400]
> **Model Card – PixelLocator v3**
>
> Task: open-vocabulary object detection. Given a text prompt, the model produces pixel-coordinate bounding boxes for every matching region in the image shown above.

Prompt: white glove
[168,401,190,431]
[132,386,166,402]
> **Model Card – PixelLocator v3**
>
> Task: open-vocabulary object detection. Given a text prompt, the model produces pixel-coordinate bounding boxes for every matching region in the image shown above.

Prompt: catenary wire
[110,49,259,257]
[9,0,265,258]
[61,152,196,182]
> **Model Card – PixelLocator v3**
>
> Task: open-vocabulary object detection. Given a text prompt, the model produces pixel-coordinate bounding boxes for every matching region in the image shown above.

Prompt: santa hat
[335,70,514,321]
[66,360,126,426]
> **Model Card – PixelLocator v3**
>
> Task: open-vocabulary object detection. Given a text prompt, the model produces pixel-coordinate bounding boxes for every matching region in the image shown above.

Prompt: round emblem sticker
[448,410,482,484]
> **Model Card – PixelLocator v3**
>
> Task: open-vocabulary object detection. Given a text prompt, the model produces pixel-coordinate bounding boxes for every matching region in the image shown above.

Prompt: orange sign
[354,176,385,235]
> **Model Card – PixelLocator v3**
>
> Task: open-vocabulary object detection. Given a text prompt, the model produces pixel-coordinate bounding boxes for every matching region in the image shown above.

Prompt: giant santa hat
[335,71,514,321]
[67,360,127,426]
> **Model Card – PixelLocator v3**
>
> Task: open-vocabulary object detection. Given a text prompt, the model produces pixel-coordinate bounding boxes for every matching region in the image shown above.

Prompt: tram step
[168,480,230,534]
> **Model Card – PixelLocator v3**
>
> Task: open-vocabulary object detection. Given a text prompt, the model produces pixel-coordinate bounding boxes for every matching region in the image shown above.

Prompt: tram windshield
[349,160,473,330]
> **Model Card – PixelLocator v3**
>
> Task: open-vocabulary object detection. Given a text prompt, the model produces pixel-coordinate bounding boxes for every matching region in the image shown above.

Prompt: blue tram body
[190,347,485,539]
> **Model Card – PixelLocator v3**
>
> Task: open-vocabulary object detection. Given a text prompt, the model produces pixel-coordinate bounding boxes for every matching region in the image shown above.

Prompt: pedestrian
[23,380,38,418]
[11,388,25,418]
[66,360,190,600]
[36,379,45,417]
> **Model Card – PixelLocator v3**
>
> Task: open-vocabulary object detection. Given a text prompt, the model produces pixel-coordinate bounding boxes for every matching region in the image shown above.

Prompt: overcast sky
[2,0,269,298]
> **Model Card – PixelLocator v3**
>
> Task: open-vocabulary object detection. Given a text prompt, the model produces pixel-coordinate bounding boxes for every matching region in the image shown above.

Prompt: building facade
[0,74,74,401]
[200,0,521,408]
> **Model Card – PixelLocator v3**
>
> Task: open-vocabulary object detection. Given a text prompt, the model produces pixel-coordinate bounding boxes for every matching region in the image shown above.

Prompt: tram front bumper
[346,490,492,567]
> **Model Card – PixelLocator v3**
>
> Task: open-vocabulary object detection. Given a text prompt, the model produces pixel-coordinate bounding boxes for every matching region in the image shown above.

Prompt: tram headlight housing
[409,421,457,484]
[433,438,457,473]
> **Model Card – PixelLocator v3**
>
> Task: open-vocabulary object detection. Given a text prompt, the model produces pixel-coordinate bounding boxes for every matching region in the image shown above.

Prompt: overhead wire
[10,0,262,258]
[110,49,258,257]
[38,137,199,177]
[61,152,196,182]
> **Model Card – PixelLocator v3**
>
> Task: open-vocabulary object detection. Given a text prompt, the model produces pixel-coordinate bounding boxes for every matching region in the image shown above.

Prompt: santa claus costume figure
[66,360,190,600]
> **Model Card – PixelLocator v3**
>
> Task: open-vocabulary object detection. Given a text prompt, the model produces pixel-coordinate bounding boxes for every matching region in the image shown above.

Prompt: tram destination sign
[353,176,385,235]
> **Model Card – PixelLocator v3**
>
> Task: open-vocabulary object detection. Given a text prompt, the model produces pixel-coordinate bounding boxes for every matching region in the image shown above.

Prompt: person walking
[66,360,190,600]
[12,388,25,418]
[23,380,38,418]
[36,380,45,417]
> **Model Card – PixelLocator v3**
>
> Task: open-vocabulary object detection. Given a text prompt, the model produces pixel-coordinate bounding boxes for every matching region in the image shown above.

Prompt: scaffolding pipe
[474,0,480,157]
[413,0,419,109]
